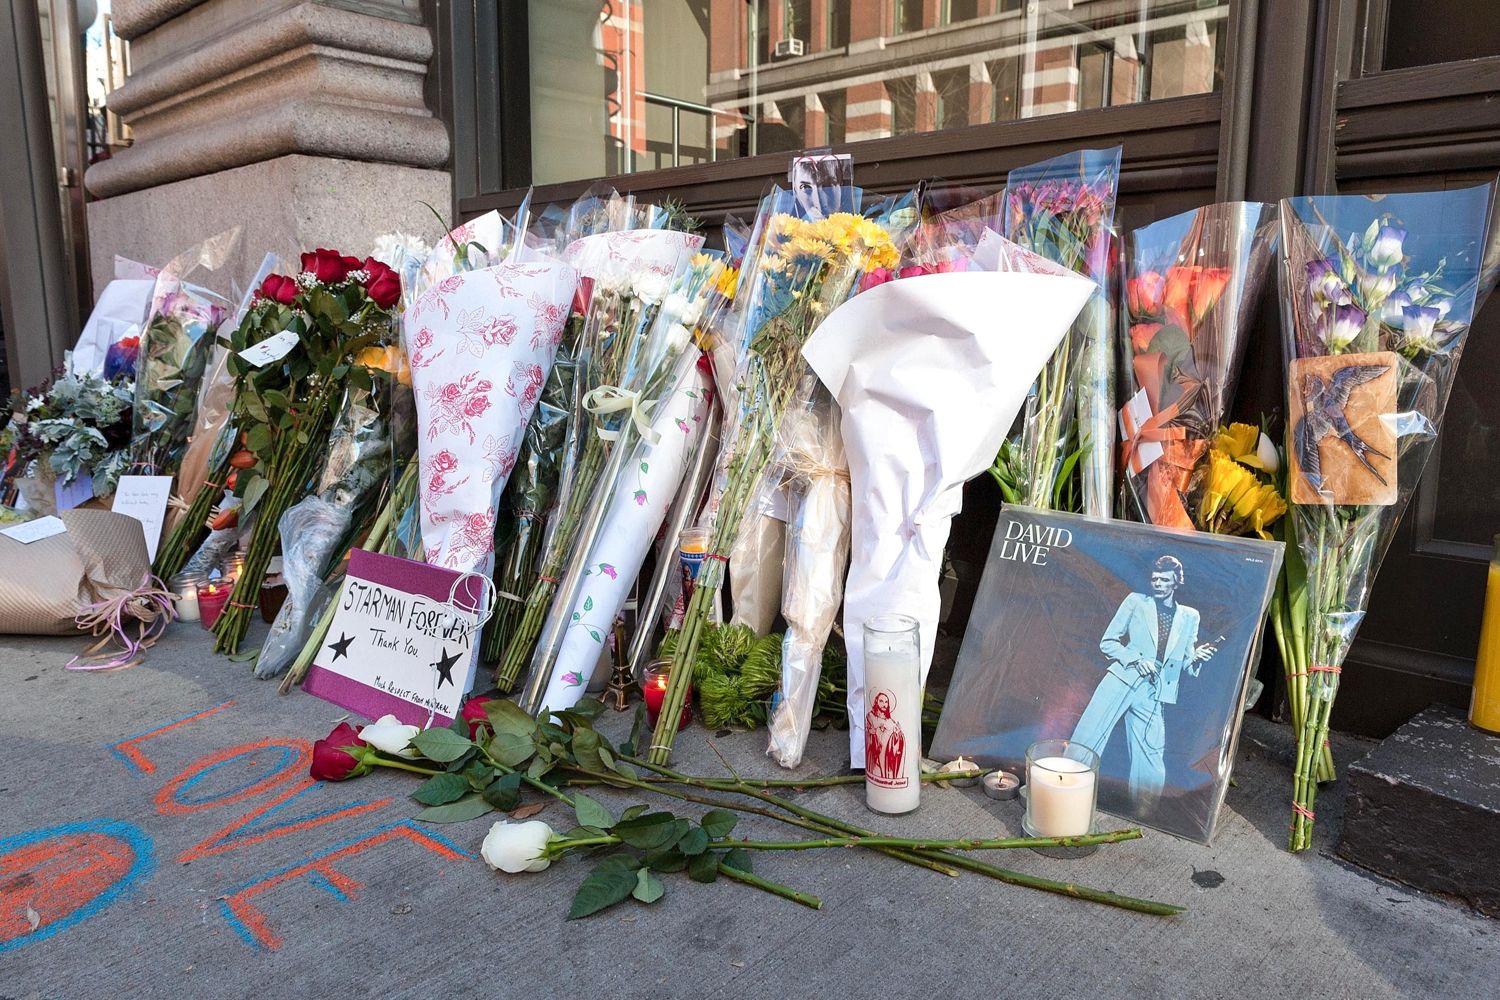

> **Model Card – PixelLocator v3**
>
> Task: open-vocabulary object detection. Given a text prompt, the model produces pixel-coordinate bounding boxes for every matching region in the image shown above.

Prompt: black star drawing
[326,632,355,661]
[432,647,462,689]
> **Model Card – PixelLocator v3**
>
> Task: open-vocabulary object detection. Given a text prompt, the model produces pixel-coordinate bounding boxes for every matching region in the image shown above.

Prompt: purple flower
[1317,302,1367,352]
[1379,290,1412,326]
[599,563,617,580]
[1356,265,1398,306]
[1367,225,1406,270]
[1306,260,1352,308]
[561,671,583,688]
[633,490,647,506]
[1400,304,1443,351]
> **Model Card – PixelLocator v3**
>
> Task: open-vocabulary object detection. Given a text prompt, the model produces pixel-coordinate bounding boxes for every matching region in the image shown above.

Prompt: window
[523,0,1231,185]
[828,1,850,49]
[1384,0,1500,69]
[895,0,924,35]
[820,89,847,144]
[946,0,979,23]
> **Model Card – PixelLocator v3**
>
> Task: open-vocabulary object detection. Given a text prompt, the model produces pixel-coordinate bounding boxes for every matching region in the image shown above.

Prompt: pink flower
[633,490,647,506]
[464,394,491,418]
[432,450,458,474]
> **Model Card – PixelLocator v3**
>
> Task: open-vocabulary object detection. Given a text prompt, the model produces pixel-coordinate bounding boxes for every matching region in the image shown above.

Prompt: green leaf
[488,731,537,767]
[722,848,753,874]
[412,771,470,806]
[687,850,720,883]
[412,727,474,763]
[699,810,737,840]
[621,803,649,822]
[462,758,496,789]
[622,703,647,757]
[677,826,709,856]
[568,863,639,919]
[571,699,606,721]
[443,747,479,773]
[573,793,613,830]
[571,727,604,772]
[597,746,616,772]
[484,699,540,739]
[632,868,665,904]
[481,772,523,811]
[582,596,594,612]
[614,812,679,850]
[644,848,688,873]
[413,793,494,824]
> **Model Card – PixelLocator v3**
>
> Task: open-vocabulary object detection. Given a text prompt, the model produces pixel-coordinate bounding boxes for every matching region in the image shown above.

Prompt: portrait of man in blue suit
[1070,554,1219,806]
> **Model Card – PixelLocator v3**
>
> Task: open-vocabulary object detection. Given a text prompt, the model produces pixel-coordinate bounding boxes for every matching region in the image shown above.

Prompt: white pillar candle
[172,578,201,623]
[1026,756,1097,837]
[863,614,922,815]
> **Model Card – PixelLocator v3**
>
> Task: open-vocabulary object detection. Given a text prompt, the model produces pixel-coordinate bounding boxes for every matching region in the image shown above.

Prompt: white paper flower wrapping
[404,259,578,573]
[536,358,712,712]
[802,270,1095,767]
[562,229,705,283]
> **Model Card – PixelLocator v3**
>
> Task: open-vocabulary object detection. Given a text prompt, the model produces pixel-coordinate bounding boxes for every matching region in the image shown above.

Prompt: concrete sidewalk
[0,624,1493,1000]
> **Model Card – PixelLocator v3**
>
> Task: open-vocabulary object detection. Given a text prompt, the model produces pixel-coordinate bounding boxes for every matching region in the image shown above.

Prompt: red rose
[310,721,374,781]
[300,247,353,284]
[460,695,496,739]
[360,256,402,309]
[258,273,298,305]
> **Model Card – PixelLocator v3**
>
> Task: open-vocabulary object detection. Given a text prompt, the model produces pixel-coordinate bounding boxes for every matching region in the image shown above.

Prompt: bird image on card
[1288,351,1399,505]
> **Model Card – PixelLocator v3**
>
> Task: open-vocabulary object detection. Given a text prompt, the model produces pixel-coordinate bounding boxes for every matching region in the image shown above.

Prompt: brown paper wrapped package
[0,509,152,635]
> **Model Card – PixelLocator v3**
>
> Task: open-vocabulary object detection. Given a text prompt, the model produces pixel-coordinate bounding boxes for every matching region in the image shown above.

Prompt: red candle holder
[642,659,691,731]
[198,580,232,630]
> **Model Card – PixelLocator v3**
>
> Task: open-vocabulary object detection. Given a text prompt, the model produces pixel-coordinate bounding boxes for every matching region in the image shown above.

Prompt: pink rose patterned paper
[404,258,578,573]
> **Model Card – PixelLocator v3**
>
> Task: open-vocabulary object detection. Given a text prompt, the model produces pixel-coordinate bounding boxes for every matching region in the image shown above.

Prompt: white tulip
[664,323,693,356]
[358,714,420,759]
[480,820,556,874]
[1256,432,1280,474]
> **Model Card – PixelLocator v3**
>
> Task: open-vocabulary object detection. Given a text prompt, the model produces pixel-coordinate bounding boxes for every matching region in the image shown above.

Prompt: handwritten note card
[0,516,68,544]
[111,475,174,561]
[303,549,485,727]
[237,329,300,367]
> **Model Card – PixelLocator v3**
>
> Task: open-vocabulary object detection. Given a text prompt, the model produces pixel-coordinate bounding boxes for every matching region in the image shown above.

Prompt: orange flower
[1130,322,1163,354]
[1163,265,1232,335]
[1127,270,1165,319]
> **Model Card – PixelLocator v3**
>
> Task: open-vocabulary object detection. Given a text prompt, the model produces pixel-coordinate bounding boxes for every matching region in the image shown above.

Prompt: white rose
[480,820,555,874]
[679,297,705,327]
[597,271,629,295]
[662,292,691,323]
[664,323,693,356]
[633,273,668,305]
[358,714,420,759]
[1256,432,1280,474]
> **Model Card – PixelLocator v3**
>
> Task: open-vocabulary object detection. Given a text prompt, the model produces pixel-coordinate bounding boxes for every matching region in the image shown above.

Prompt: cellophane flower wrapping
[765,384,848,768]
[535,355,712,711]
[70,256,157,380]
[647,192,915,763]
[1119,202,1276,529]
[1278,183,1498,849]
[128,228,239,477]
[998,148,1120,515]
[803,250,1096,768]
[726,476,786,634]
[405,252,577,574]
[254,343,415,679]
[1,359,135,511]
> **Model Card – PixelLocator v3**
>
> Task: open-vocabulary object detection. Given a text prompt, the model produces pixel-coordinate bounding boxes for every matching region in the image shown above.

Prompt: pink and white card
[303,549,486,727]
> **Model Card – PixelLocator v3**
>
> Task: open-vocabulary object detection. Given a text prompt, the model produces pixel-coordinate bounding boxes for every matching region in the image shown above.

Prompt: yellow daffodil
[1212,422,1260,463]
[1198,449,1286,539]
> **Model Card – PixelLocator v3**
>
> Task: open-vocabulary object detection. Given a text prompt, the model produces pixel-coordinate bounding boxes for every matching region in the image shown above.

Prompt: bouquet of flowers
[646,195,910,764]
[1278,184,1497,850]
[526,257,729,713]
[495,225,705,693]
[127,229,238,478]
[992,148,1120,515]
[1119,202,1276,528]
[1,361,134,512]
[210,247,405,653]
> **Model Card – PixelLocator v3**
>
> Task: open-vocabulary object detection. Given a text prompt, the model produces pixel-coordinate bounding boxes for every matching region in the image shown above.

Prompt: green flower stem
[372,757,441,777]
[618,756,1183,916]
[711,830,1142,853]
[154,453,233,579]
[716,863,823,910]
[638,769,983,790]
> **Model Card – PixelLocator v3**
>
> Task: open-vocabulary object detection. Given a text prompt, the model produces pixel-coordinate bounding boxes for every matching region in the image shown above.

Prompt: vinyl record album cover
[931,506,1283,842]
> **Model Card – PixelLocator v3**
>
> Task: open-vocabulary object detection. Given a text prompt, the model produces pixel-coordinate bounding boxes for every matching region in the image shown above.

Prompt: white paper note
[1,516,68,544]
[1119,388,1164,473]
[111,475,174,560]
[237,329,300,367]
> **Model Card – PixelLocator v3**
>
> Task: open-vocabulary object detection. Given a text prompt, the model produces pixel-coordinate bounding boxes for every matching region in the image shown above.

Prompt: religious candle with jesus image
[863,614,922,814]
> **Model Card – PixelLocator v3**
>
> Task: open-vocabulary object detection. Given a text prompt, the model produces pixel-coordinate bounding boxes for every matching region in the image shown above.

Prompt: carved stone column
[84,0,451,294]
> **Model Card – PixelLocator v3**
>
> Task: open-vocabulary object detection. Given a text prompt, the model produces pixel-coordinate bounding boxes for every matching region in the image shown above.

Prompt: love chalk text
[342,580,477,649]
[996,519,1074,567]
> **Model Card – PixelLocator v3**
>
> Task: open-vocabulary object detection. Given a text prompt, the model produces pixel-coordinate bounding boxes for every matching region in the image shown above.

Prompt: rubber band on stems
[1292,802,1315,821]
[418,570,499,730]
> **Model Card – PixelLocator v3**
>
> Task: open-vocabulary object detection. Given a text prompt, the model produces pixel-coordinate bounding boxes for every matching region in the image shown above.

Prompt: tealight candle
[171,573,202,623]
[937,757,981,787]
[982,770,1021,800]
[1024,739,1099,838]
[198,579,232,630]
[642,659,690,731]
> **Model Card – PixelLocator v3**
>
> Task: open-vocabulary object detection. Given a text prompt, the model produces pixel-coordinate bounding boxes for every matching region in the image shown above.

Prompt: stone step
[1337,704,1500,917]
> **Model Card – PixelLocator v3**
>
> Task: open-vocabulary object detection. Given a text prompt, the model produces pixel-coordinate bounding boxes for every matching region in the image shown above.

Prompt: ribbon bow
[66,573,177,672]
[583,385,660,445]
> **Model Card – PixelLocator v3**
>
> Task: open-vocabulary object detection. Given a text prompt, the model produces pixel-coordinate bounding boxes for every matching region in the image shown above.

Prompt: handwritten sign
[303,549,485,727]
[111,475,174,561]
[0,516,68,544]
[237,329,300,368]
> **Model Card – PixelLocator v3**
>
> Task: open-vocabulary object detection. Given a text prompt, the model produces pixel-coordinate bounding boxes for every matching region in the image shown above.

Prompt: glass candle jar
[1024,739,1100,838]
[642,659,691,731]
[170,572,204,623]
[863,613,922,815]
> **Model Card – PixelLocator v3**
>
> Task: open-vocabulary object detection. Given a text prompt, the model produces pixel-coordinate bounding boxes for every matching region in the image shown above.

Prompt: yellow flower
[715,265,740,299]
[1213,422,1259,461]
[786,236,836,262]
[1198,450,1286,539]
[357,345,411,386]
[690,252,714,269]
